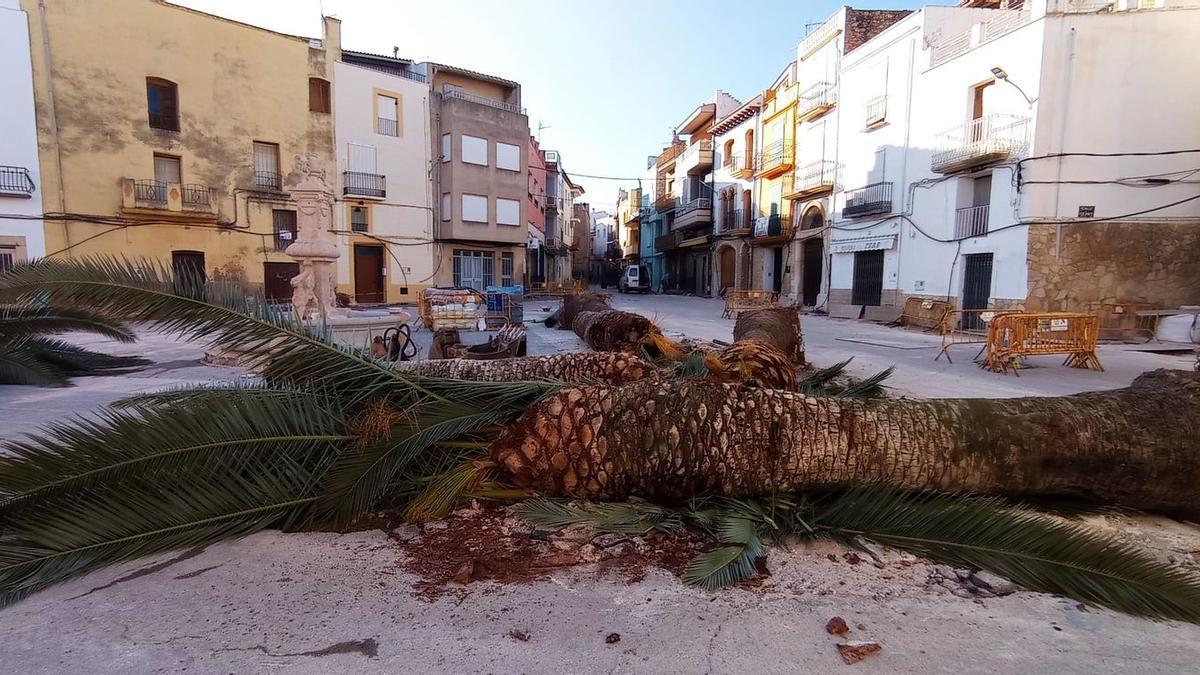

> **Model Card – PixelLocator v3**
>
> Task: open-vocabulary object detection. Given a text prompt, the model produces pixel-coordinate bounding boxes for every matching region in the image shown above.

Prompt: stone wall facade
[1025,221,1200,312]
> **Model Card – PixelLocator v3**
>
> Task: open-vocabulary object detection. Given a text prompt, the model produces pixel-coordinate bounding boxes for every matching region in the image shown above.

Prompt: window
[309,78,331,113]
[496,142,521,171]
[253,142,281,191]
[441,134,451,162]
[350,205,370,232]
[149,154,181,202]
[441,193,451,221]
[461,135,488,166]
[272,210,297,251]
[500,252,514,286]
[452,249,494,290]
[723,139,735,167]
[462,194,488,223]
[496,198,520,226]
[146,78,179,131]
[376,94,399,136]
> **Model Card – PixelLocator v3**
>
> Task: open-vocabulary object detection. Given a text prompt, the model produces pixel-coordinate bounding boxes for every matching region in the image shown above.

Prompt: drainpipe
[36,0,69,254]
[1051,26,1077,258]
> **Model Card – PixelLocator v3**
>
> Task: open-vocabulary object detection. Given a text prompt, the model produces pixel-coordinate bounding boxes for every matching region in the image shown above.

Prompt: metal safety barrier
[934,309,1018,364]
[896,296,954,331]
[982,312,1102,375]
[722,290,779,319]
[1086,302,1160,343]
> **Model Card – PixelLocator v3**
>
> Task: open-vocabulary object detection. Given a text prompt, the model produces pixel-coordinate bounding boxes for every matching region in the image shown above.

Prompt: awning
[679,235,711,248]
[831,235,895,254]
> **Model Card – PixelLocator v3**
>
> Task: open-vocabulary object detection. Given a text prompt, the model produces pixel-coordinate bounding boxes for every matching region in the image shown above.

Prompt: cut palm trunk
[703,340,796,390]
[491,369,1200,516]
[398,352,653,385]
[733,306,805,366]
[554,292,611,330]
[572,309,681,358]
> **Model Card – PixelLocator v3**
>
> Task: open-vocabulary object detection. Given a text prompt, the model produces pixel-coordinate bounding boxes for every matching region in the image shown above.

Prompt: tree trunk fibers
[733,307,804,365]
[572,310,682,358]
[704,340,797,390]
[398,352,653,385]
[490,369,1200,516]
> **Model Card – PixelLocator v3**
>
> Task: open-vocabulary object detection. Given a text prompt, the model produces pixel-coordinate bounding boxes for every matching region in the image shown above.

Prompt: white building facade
[332,55,434,304]
[828,0,1200,313]
[709,97,762,294]
[0,0,45,267]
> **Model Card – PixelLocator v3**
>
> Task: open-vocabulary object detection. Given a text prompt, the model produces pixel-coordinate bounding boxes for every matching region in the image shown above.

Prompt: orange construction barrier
[982,312,1102,375]
[896,296,954,331]
[1086,302,1159,343]
[935,309,1020,363]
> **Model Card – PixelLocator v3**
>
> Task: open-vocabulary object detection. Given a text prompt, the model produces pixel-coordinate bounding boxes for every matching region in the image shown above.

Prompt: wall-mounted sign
[1078,205,1095,218]
[831,235,896,254]
[754,215,772,237]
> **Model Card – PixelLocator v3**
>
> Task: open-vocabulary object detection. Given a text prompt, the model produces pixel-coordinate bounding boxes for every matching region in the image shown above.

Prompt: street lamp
[990,67,1036,107]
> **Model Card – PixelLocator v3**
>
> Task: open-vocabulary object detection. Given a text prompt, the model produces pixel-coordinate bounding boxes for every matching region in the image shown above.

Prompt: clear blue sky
[177,0,924,209]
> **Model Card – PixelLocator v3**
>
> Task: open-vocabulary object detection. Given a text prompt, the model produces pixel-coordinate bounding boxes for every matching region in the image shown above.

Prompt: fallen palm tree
[398,352,652,385]
[1,257,1200,623]
[546,291,611,330]
[703,306,805,390]
[571,308,683,358]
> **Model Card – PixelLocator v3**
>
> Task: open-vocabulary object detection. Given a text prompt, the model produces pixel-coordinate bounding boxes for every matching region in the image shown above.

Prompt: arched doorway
[718,246,736,292]
[801,204,824,230]
[799,205,825,307]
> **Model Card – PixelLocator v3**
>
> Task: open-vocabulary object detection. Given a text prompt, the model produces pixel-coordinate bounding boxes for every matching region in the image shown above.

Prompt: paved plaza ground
[1,293,1198,673]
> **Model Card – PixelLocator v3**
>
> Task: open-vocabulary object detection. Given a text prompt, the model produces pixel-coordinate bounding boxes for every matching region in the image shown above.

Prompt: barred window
[272,210,297,251]
[500,252,514,286]
[350,206,369,232]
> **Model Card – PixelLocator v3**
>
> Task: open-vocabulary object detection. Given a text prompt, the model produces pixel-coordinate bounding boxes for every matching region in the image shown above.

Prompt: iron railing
[756,140,794,174]
[377,117,399,137]
[442,88,525,115]
[955,204,990,239]
[148,111,179,132]
[931,114,1030,172]
[255,171,282,192]
[0,166,35,195]
[728,154,755,175]
[656,143,686,168]
[798,82,836,119]
[792,160,837,194]
[754,213,784,238]
[676,197,711,215]
[843,181,893,217]
[799,16,839,58]
[180,184,212,209]
[343,171,386,198]
[397,69,426,84]
[133,179,168,204]
[679,139,713,167]
[865,95,887,127]
[720,209,746,232]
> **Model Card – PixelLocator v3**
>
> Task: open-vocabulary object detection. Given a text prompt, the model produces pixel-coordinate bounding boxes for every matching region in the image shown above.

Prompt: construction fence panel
[982,312,1102,375]
[1087,302,1159,343]
[935,309,1018,364]
[897,296,954,331]
[722,290,780,319]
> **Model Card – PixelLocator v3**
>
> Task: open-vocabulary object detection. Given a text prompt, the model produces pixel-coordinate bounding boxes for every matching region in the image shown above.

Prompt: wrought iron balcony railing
[255,171,282,192]
[843,181,893,217]
[656,142,686,169]
[865,95,887,128]
[756,140,794,176]
[797,82,836,120]
[180,184,212,210]
[134,179,168,204]
[343,171,386,198]
[954,204,990,239]
[786,160,837,198]
[442,88,526,115]
[0,165,35,196]
[931,114,1030,173]
[720,208,749,233]
[377,117,399,137]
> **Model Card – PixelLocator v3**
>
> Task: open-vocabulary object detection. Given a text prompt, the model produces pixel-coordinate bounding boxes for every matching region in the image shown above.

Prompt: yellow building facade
[23,0,339,298]
[751,63,800,294]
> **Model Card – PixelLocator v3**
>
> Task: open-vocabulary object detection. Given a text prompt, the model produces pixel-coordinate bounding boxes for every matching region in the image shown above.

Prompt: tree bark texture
[704,340,797,390]
[556,292,612,330]
[733,307,805,365]
[399,352,653,385]
[490,369,1200,515]
[572,309,674,355]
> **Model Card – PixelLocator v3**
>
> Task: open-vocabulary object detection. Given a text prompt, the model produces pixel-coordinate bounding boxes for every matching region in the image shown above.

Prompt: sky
[176,0,924,211]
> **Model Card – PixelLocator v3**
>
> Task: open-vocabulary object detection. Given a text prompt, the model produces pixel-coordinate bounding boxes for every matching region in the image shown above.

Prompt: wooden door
[353,244,385,304]
[802,238,823,306]
[719,247,736,292]
[263,262,299,302]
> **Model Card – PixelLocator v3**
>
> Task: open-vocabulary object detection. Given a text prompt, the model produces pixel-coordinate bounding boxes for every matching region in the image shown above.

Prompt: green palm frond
[0,337,66,385]
[795,358,852,394]
[834,366,893,399]
[0,305,136,343]
[517,499,681,534]
[18,337,151,378]
[681,509,765,589]
[0,455,322,607]
[815,487,1200,623]
[404,458,497,522]
[0,257,430,404]
[0,391,350,518]
[795,358,892,399]
[318,406,514,526]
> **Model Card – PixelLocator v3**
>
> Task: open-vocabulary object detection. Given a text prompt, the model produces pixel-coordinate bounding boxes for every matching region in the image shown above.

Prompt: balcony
[865,95,887,129]
[655,231,681,252]
[254,171,282,192]
[0,165,35,197]
[797,82,836,122]
[843,182,893,218]
[442,88,526,115]
[656,142,686,170]
[678,139,714,176]
[622,235,640,258]
[121,178,217,218]
[931,114,1030,174]
[672,197,712,230]
[784,160,837,200]
[753,213,791,243]
[762,83,799,120]
[729,155,755,180]
[954,204,990,239]
[343,171,386,198]
[654,191,676,211]
[718,208,751,235]
[755,140,794,179]
[799,15,841,59]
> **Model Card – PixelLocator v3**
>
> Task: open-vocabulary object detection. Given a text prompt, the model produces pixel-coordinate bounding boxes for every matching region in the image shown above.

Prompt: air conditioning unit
[543,150,559,163]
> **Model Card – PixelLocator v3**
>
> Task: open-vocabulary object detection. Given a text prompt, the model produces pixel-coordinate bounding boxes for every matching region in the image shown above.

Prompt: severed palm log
[551,292,611,330]
[703,340,796,390]
[490,369,1200,516]
[733,306,805,366]
[572,309,682,358]
[398,352,653,384]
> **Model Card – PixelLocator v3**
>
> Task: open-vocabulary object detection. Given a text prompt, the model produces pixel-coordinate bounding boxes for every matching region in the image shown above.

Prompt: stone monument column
[285,154,342,323]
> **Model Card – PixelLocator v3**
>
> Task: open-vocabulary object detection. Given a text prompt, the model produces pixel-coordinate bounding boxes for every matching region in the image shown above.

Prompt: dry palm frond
[704,340,796,390]
[518,498,681,535]
[404,459,500,522]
